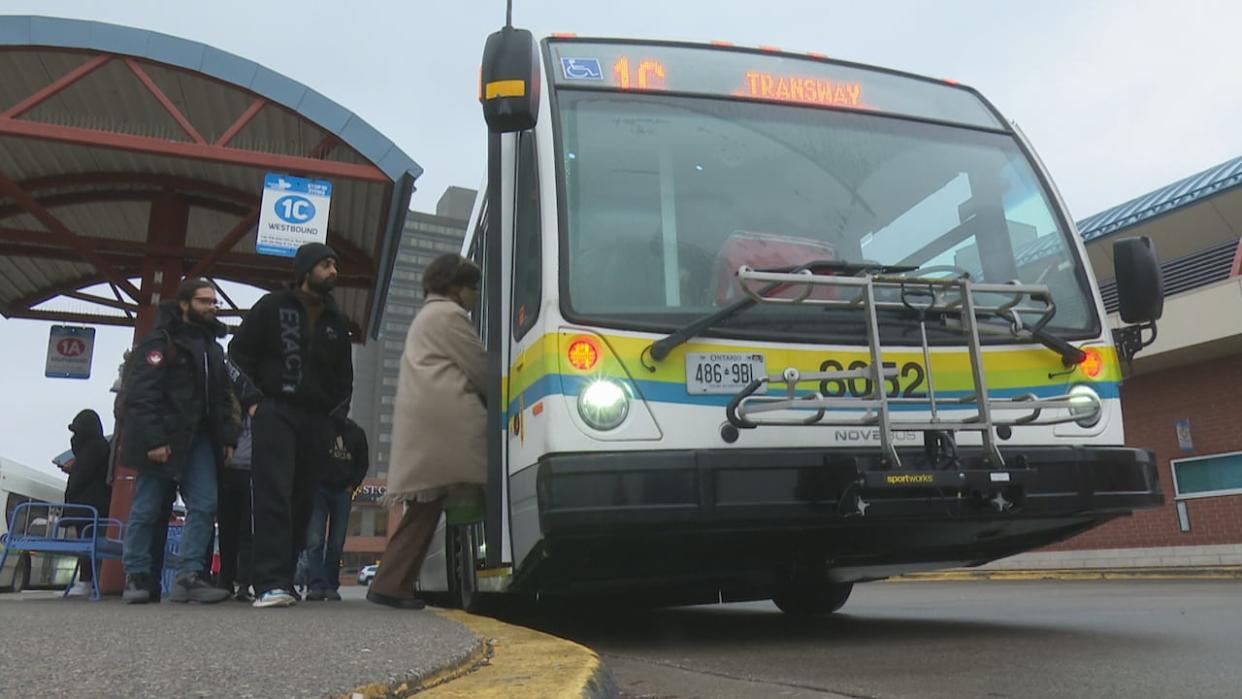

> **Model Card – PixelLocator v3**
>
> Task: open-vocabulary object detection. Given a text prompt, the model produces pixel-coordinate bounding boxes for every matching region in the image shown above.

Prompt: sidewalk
[0,586,615,698]
[0,589,441,697]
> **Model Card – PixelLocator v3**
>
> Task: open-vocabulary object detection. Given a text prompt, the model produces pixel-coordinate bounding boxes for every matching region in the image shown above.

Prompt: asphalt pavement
[0,586,480,698]
[496,580,1242,699]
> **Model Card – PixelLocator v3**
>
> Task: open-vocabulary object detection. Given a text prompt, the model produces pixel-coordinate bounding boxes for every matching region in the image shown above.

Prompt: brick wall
[1046,353,1242,551]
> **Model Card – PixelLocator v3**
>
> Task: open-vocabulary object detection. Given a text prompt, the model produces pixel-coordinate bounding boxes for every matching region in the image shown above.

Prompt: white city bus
[1,457,77,592]
[417,28,1165,614]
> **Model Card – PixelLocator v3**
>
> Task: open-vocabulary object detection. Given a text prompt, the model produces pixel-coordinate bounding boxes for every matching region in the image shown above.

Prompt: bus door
[504,131,546,569]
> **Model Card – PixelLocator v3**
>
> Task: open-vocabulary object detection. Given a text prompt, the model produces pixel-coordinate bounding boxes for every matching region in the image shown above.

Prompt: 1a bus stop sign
[256,173,333,257]
[46,325,95,379]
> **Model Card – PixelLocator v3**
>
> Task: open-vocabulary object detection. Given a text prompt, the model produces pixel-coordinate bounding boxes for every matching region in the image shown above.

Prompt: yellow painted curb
[421,609,616,699]
[888,566,1242,582]
[337,634,490,699]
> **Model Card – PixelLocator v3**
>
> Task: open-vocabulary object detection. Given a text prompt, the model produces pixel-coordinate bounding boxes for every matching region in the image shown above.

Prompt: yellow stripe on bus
[485,80,526,99]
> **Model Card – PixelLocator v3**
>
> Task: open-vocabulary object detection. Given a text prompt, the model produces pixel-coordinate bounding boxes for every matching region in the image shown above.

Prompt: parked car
[357,564,378,585]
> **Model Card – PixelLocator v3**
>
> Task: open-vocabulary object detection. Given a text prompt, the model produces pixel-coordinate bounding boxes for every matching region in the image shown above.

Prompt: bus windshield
[557,90,1098,344]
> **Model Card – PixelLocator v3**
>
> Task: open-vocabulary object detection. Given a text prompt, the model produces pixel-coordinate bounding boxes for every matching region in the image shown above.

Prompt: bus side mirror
[1114,236,1163,324]
[480,27,540,133]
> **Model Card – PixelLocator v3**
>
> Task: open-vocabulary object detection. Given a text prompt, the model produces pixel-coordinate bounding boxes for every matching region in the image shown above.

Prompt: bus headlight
[1068,384,1102,428]
[578,379,630,430]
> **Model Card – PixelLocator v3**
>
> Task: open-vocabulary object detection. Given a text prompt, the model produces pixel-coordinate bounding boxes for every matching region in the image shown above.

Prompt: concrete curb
[421,609,617,699]
[889,566,1242,582]
[337,608,616,698]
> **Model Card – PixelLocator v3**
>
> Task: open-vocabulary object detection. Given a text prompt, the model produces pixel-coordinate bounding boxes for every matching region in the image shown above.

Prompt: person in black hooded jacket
[228,242,354,608]
[64,409,112,595]
[119,278,237,605]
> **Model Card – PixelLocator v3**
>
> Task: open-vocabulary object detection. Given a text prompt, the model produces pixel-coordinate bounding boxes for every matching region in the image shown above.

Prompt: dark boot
[123,574,151,605]
[168,571,229,604]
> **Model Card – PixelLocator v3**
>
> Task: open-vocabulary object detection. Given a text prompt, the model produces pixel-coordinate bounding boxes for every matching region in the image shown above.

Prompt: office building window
[348,506,390,538]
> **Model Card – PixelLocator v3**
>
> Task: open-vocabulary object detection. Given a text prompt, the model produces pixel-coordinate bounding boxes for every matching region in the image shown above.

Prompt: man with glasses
[120,278,237,604]
[229,243,355,608]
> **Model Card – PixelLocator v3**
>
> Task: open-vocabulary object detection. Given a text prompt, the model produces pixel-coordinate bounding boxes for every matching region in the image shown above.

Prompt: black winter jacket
[120,303,239,480]
[64,409,112,517]
[228,286,353,415]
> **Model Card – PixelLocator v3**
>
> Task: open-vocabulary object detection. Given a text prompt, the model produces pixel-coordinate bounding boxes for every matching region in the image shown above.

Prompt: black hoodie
[65,409,111,516]
[120,301,239,480]
[228,285,353,416]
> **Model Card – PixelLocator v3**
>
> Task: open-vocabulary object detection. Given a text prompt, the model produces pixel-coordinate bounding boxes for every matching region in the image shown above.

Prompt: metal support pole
[100,192,188,594]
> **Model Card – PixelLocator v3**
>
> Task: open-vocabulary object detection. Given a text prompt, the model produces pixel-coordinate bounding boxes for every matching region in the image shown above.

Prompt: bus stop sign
[45,325,95,379]
[256,172,333,257]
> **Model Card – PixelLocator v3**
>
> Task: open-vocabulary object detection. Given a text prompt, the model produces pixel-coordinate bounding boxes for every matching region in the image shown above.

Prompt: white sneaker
[66,581,92,598]
[252,589,297,608]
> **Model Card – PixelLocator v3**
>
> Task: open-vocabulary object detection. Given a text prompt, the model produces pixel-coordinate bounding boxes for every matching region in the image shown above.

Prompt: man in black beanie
[229,241,354,608]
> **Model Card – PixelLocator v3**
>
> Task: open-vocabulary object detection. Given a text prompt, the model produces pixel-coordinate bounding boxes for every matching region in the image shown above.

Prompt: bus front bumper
[518,446,1162,591]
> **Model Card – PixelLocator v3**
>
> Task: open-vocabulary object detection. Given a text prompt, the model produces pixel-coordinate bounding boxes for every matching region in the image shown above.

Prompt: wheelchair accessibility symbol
[561,57,603,81]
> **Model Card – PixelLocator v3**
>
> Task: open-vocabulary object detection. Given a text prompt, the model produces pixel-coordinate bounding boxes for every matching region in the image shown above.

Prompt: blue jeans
[305,487,351,591]
[122,434,218,576]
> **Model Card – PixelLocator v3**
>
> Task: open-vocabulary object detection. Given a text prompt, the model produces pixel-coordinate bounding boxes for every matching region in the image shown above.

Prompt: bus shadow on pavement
[488,598,1161,657]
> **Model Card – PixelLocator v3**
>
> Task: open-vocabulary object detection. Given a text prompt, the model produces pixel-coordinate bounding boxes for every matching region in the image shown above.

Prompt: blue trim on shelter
[1076,155,1242,243]
[0,15,422,182]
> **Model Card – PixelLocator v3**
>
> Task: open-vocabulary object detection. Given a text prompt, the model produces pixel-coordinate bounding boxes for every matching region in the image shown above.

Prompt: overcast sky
[3,0,1241,475]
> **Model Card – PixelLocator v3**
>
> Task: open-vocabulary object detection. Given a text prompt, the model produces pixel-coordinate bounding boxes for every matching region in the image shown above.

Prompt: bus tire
[772,581,853,616]
[11,555,30,593]
[446,524,479,613]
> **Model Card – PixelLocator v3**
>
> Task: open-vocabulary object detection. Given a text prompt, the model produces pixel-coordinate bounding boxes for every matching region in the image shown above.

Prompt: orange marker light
[711,40,734,46]
[567,339,600,371]
[1079,348,1103,378]
[552,32,578,38]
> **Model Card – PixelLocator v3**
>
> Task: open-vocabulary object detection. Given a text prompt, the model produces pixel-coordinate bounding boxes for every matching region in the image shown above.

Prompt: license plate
[685,352,766,394]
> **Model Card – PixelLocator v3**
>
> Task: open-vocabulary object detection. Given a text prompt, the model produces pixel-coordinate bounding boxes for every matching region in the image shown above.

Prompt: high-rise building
[342,187,475,579]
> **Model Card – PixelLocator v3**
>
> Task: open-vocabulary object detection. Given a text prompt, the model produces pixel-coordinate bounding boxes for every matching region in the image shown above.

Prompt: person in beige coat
[367,254,486,610]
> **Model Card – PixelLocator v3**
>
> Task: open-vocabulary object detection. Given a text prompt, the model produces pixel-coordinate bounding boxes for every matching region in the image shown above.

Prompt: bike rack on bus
[724,266,1100,469]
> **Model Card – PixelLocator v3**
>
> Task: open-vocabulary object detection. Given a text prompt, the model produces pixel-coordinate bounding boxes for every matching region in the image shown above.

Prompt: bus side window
[512,132,541,340]
[467,220,486,336]
[6,492,31,532]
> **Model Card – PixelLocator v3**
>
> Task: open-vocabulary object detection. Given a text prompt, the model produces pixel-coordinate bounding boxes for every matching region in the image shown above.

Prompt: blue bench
[0,501,124,601]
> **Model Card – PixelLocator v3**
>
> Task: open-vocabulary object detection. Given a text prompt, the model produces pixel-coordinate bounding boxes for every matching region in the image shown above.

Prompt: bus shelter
[0,16,421,591]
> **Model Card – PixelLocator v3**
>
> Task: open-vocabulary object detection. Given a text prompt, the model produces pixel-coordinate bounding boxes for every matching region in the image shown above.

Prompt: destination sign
[549,40,1002,129]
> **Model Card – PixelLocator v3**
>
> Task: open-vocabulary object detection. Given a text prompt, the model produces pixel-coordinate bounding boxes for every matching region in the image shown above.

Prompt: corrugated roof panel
[33,294,130,317]
[1077,155,1242,241]
[23,57,185,141]
[228,100,328,159]
[0,50,90,114]
[141,60,255,144]
[53,200,151,241]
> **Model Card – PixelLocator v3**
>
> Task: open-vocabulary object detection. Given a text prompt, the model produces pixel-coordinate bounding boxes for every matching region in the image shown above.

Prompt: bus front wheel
[772,581,853,616]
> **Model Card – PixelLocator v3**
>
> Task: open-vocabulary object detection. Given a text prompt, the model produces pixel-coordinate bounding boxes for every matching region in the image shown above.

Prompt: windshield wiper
[953,314,1087,366]
[646,260,916,363]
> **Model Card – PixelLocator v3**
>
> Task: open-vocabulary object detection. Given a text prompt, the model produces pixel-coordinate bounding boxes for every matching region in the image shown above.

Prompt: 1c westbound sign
[46,325,95,379]
[256,173,333,257]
